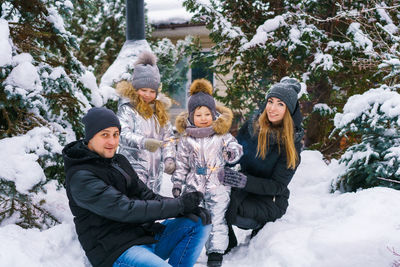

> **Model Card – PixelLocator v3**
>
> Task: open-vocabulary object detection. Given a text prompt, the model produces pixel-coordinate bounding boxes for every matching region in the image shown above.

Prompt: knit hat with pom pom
[266,77,301,115]
[187,79,216,124]
[131,51,160,92]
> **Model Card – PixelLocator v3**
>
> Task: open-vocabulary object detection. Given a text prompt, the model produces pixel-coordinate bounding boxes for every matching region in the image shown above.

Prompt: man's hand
[179,191,204,213]
[144,138,163,152]
[184,207,212,226]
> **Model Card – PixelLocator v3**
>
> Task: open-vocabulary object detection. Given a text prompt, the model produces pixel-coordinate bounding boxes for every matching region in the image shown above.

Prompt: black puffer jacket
[226,103,304,225]
[62,140,184,267]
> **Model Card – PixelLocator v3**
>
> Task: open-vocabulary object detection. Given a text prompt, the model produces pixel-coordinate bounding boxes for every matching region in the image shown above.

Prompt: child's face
[137,88,157,103]
[193,106,213,128]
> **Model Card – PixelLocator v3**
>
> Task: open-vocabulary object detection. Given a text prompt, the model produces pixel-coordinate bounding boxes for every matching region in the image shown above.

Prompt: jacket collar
[175,105,234,135]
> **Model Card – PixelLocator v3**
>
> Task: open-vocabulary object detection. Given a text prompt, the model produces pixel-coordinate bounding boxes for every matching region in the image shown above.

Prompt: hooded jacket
[172,105,243,194]
[62,140,184,267]
[116,80,175,193]
[226,103,304,225]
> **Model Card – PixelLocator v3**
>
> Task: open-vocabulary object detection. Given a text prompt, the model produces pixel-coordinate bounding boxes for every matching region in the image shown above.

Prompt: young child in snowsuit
[171,78,243,267]
[116,51,176,194]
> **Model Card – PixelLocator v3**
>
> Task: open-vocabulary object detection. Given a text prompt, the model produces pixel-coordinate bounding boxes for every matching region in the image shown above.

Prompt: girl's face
[137,88,157,103]
[193,106,213,128]
[265,97,286,125]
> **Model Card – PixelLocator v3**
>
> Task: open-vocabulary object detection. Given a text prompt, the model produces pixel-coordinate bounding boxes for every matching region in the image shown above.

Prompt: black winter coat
[226,105,304,226]
[62,140,184,267]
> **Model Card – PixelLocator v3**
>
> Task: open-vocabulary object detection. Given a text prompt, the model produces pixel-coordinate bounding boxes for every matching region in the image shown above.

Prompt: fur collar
[175,105,233,135]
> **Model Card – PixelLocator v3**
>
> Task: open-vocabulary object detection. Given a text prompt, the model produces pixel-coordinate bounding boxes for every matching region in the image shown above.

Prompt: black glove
[184,207,212,226]
[218,167,247,188]
[179,191,204,213]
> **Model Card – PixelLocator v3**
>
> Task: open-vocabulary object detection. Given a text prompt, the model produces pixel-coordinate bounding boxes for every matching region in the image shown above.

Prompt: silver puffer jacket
[117,102,175,194]
[172,105,243,254]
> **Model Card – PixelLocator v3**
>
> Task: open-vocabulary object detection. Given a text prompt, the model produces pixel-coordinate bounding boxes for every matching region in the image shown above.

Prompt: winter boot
[207,252,223,267]
[250,227,262,239]
[224,225,237,254]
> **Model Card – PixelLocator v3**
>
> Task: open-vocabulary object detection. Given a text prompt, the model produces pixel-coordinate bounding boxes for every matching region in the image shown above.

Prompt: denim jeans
[113,217,211,267]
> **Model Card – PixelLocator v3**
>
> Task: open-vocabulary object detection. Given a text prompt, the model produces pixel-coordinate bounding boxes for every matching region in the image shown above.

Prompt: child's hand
[172,186,181,198]
[164,158,176,174]
[144,138,163,152]
[223,147,235,162]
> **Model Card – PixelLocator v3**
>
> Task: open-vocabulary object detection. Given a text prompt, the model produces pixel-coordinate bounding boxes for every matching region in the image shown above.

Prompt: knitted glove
[144,138,163,152]
[218,167,247,188]
[179,192,204,213]
[164,158,176,174]
[222,147,236,162]
[184,207,212,226]
[172,184,181,198]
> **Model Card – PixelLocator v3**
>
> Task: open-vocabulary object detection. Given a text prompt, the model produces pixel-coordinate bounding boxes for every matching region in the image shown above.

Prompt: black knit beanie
[82,107,121,142]
[266,77,301,115]
[187,79,216,124]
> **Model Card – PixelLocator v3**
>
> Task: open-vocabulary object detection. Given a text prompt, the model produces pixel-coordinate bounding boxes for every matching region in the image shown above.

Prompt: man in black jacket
[63,107,211,267]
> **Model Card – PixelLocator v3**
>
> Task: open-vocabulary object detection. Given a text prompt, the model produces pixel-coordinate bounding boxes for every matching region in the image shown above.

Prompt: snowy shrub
[332,85,400,192]
[0,1,92,229]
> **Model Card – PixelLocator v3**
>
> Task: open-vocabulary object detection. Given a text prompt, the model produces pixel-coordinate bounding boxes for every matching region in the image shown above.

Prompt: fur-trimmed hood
[175,105,233,135]
[115,80,172,110]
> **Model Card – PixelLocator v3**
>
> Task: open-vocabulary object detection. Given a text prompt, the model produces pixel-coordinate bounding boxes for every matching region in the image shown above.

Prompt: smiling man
[62,107,211,267]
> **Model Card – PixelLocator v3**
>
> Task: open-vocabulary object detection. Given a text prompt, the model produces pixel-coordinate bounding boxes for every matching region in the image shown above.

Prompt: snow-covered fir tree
[0,0,95,229]
[333,85,400,191]
[182,0,400,154]
[151,36,201,107]
[69,0,153,81]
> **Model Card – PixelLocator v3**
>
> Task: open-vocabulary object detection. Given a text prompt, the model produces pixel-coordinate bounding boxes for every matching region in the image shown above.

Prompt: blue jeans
[113,217,211,267]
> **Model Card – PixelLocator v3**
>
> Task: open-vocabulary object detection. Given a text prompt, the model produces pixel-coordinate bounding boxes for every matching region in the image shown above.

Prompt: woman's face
[265,97,286,125]
[137,88,157,103]
[193,106,213,128]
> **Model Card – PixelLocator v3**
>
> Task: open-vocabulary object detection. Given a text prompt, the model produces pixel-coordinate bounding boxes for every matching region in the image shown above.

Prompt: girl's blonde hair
[256,107,298,169]
[134,94,169,128]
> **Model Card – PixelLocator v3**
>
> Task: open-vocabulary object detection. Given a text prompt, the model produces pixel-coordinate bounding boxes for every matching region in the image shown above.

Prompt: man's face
[87,127,120,158]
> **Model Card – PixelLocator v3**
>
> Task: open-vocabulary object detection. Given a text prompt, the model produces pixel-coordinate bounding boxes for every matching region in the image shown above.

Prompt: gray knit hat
[187,79,216,124]
[266,77,301,114]
[82,107,121,142]
[131,51,160,91]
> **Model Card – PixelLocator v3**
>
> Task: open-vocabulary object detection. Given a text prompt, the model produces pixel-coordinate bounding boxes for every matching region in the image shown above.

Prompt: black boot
[250,227,262,239]
[224,224,237,254]
[207,252,223,267]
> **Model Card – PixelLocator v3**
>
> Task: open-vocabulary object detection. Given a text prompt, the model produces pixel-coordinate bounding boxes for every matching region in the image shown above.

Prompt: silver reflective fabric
[117,103,175,193]
[172,131,243,253]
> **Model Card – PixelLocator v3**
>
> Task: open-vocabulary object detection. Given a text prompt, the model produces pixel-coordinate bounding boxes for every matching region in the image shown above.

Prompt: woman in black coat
[218,77,304,251]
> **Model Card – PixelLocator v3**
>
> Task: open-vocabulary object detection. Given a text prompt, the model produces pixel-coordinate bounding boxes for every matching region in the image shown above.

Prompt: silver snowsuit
[117,102,175,193]
[172,105,243,254]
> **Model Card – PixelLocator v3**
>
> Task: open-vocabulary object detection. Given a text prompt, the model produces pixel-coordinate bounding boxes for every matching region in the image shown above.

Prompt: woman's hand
[218,167,247,188]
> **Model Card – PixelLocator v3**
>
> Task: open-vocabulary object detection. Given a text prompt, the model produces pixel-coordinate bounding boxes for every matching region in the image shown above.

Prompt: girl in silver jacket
[116,51,176,194]
[171,79,243,266]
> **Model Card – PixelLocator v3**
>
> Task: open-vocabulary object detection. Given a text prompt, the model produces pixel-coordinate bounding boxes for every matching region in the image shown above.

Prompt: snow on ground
[0,150,400,266]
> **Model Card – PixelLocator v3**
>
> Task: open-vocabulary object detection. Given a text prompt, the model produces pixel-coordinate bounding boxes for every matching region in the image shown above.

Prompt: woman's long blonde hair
[256,107,298,169]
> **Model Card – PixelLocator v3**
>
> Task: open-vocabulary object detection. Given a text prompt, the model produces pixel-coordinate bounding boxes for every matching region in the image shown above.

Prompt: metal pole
[126,0,145,41]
